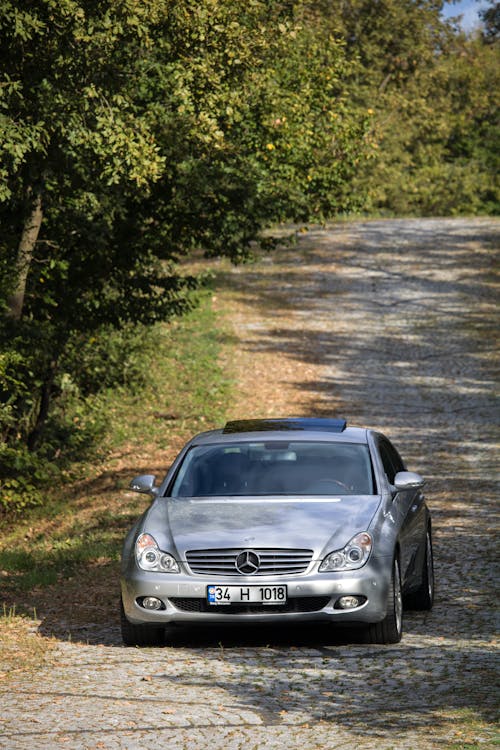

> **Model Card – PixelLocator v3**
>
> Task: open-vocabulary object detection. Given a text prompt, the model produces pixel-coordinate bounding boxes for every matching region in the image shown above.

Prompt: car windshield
[169,441,375,497]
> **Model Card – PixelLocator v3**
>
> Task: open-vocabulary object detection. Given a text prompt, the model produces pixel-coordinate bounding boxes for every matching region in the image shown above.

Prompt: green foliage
[480,1,500,41]
[0,0,166,199]
[0,436,61,515]
[96,296,234,452]
[0,318,169,514]
[126,0,369,260]
[62,323,158,397]
[321,0,500,216]
[359,30,500,216]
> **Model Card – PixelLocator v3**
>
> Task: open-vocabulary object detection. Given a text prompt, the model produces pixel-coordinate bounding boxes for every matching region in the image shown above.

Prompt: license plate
[207,585,287,606]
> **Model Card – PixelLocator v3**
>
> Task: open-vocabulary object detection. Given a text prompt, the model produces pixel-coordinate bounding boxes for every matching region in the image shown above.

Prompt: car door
[379,438,426,589]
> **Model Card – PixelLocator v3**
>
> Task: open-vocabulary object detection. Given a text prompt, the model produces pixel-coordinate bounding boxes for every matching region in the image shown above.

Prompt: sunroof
[223,418,347,434]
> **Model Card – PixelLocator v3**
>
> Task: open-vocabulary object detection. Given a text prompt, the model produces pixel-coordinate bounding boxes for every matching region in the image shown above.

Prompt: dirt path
[1,218,499,749]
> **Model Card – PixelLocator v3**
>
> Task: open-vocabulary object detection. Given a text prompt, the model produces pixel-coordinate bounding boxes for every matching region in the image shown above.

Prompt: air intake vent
[170,596,330,614]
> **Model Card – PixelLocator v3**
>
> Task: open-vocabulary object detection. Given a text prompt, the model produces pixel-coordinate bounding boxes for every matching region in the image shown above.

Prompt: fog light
[337,596,361,610]
[347,547,362,563]
[142,596,163,610]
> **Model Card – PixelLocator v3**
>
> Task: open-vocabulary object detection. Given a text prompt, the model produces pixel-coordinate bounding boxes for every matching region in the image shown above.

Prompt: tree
[0,1,167,318]
[0,1,369,476]
[0,0,179,460]
[308,0,499,215]
[480,1,500,41]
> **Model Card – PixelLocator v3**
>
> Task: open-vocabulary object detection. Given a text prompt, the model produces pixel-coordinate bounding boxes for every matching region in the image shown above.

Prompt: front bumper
[121,557,391,626]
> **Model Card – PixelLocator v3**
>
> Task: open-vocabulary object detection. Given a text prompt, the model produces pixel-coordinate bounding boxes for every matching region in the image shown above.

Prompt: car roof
[189,418,370,446]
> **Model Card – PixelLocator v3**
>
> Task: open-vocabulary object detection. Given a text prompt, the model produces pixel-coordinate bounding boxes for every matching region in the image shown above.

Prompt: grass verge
[0,604,57,680]
[0,292,233,666]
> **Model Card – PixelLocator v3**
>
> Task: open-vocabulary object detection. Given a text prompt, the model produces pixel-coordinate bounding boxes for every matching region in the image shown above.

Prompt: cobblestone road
[1,218,498,749]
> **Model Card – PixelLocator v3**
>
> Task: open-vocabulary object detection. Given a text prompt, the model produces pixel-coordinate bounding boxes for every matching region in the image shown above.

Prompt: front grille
[169,596,330,614]
[185,548,313,576]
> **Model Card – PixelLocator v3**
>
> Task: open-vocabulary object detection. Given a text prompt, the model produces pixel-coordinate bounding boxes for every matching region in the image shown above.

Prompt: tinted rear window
[169,441,375,497]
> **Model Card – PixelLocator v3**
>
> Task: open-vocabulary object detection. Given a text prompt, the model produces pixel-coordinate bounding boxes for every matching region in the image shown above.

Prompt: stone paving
[1,218,499,749]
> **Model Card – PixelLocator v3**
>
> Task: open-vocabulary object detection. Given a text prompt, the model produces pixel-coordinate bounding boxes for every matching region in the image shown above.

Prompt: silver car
[121,418,434,645]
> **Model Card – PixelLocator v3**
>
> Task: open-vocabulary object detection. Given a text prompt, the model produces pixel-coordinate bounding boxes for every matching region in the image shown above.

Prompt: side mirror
[129,474,159,496]
[394,471,425,491]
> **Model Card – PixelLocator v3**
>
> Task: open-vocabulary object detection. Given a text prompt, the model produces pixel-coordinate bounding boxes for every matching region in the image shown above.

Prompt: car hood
[144,495,382,558]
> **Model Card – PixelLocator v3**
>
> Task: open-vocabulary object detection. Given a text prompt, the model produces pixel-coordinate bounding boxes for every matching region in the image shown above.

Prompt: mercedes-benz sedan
[121,418,434,645]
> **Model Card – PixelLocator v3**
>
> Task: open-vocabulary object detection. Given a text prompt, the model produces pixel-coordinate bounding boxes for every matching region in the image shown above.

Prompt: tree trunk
[27,360,57,452]
[7,188,43,320]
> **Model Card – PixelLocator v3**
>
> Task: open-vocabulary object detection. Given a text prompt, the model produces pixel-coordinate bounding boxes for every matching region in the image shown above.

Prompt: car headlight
[319,532,372,572]
[135,533,180,573]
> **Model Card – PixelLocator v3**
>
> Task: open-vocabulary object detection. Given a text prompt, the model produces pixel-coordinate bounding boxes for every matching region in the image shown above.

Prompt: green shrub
[0,444,55,514]
[60,322,160,397]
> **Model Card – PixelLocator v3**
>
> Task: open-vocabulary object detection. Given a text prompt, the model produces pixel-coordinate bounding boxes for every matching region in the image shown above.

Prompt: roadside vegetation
[0,291,232,673]
[0,603,54,679]
[0,292,232,581]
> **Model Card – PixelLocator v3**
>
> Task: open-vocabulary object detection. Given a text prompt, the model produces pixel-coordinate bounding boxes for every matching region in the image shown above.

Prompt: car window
[387,441,405,473]
[169,441,375,497]
[379,439,405,484]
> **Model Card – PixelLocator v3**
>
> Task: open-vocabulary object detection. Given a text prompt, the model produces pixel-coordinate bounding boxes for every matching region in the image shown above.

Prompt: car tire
[363,557,403,645]
[405,528,434,611]
[120,599,165,647]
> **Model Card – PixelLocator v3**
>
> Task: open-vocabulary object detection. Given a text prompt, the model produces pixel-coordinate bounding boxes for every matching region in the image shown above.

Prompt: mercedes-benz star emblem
[235,550,260,575]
